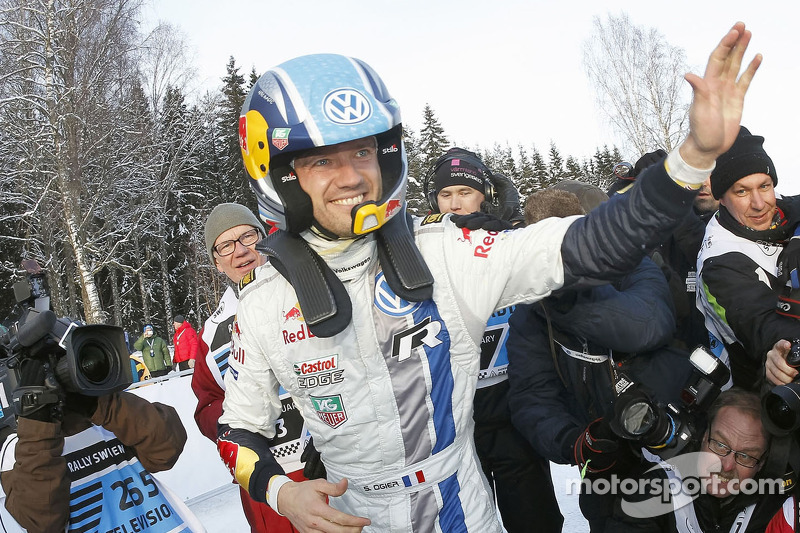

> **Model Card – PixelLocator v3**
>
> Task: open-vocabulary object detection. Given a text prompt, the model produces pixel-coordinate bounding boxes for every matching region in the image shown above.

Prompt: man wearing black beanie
[420,149,562,533]
[696,126,800,390]
[426,147,525,226]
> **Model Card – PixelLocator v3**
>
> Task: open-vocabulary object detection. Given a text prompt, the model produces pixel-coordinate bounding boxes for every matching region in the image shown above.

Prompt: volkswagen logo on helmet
[323,88,372,124]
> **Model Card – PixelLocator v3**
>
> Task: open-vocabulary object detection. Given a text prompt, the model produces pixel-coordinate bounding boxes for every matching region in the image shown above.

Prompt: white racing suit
[219,162,698,532]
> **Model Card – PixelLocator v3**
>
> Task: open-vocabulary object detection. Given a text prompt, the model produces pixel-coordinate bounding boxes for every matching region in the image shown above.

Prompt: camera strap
[555,341,609,364]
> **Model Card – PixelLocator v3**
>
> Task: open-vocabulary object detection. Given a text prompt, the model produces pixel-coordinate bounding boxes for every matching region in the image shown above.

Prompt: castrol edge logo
[293,354,344,389]
[293,354,338,376]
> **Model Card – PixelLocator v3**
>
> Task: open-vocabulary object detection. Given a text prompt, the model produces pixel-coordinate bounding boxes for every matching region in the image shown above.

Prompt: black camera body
[0,262,131,430]
[610,346,730,460]
[762,338,800,436]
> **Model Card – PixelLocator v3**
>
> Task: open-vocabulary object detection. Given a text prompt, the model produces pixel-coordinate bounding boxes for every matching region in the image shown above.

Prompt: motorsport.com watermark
[562,452,786,518]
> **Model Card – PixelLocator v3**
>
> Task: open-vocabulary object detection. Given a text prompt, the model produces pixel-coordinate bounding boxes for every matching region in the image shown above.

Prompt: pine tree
[417,104,450,200]
[218,57,252,208]
[565,156,583,181]
[516,145,535,201]
[403,126,428,216]
[546,143,565,188]
[530,147,549,196]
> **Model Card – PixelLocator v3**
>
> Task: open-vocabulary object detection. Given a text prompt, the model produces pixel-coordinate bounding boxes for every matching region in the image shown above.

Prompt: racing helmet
[239,54,407,235]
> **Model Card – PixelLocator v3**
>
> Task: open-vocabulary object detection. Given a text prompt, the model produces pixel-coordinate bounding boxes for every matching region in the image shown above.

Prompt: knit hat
[143,324,153,333]
[173,314,185,324]
[433,158,486,195]
[205,203,263,262]
[548,180,608,213]
[710,126,777,199]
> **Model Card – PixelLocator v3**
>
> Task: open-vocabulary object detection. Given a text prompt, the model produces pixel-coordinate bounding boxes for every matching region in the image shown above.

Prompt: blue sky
[143,0,800,194]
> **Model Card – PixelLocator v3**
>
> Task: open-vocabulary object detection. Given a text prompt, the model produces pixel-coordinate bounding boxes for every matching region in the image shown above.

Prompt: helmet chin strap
[256,231,352,338]
[257,212,434,338]
[375,212,434,302]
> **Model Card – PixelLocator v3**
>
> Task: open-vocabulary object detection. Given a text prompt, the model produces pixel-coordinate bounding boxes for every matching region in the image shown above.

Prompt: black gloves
[301,437,327,480]
[64,393,98,419]
[14,359,61,422]
[487,171,525,225]
[633,149,668,177]
[451,212,514,232]
[573,418,626,475]
[777,226,800,319]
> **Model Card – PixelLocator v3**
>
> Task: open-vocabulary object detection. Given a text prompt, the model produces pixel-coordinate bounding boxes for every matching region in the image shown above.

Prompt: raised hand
[681,22,762,169]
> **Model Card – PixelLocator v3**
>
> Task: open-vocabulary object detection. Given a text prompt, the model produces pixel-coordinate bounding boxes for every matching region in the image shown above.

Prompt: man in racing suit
[217,23,761,532]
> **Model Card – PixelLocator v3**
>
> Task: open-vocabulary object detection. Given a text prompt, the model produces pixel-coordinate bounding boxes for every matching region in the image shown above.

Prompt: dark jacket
[698,196,800,389]
[604,452,785,532]
[656,208,715,350]
[507,257,688,465]
[134,333,171,373]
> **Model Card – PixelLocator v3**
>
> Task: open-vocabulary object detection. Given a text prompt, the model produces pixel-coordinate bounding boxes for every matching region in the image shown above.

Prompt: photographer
[0,367,202,532]
[507,185,692,532]
[605,388,785,532]
[0,265,202,532]
[696,126,800,390]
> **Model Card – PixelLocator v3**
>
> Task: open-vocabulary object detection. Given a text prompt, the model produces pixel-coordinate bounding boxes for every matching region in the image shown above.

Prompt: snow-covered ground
[134,372,589,532]
[186,463,590,532]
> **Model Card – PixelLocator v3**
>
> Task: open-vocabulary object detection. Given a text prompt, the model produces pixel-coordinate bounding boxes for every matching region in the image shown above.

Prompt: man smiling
[218,24,761,532]
[696,126,800,390]
[292,137,382,238]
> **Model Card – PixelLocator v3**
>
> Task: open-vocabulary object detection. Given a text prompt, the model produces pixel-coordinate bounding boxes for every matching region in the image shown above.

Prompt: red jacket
[172,321,199,364]
[192,331,302,533]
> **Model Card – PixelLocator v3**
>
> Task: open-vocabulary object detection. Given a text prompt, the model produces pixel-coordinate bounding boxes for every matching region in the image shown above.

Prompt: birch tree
[0,0,146,323]
[583,12,690,155]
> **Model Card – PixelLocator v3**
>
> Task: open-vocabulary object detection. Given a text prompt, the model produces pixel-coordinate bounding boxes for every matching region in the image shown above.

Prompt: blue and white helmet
[239,54,407,235]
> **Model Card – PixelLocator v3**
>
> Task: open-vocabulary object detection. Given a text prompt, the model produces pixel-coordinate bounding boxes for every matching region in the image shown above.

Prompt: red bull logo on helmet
[385,199,402,219]
[238,116,248,153]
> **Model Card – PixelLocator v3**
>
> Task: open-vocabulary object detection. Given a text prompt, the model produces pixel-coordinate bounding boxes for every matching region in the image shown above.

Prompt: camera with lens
[761,338,800,436]
[609,345,730,460]
[0,261,132,430]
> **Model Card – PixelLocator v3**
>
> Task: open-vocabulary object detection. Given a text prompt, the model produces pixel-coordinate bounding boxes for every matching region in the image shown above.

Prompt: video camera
[0,260,131,430]
[762,339,800,436]
[609,346,730,460]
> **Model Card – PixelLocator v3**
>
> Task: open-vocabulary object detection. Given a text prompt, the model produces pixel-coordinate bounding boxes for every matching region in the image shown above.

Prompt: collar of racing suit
[302,229,377,282]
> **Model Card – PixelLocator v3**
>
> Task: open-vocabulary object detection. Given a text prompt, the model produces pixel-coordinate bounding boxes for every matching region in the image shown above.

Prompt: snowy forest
[0,0,628,336]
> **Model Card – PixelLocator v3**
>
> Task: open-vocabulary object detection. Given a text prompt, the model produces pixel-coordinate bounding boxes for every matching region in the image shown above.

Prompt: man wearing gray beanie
[696,126,800,391]
[193,203,309,532]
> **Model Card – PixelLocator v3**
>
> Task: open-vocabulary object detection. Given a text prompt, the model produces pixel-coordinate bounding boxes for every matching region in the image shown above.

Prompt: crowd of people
[0,19,798,533]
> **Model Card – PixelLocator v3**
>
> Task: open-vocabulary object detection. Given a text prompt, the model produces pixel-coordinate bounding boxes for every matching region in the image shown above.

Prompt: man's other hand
[278,478,370,532]
[766,339,798,386]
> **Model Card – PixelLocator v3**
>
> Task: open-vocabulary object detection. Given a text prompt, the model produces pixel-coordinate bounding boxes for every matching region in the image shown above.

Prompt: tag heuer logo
[311,394,347,428]
[272,128,291,150]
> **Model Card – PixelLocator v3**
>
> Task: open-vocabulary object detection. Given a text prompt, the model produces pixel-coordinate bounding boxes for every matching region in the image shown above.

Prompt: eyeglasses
[707,436,764,468]
[213,228,262,257]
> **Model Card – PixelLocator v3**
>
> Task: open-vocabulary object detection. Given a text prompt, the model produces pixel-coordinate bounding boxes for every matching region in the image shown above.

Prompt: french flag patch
[402,470,426,487]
